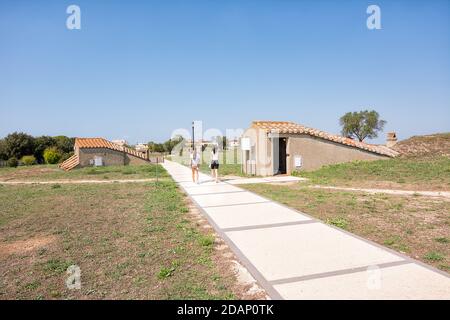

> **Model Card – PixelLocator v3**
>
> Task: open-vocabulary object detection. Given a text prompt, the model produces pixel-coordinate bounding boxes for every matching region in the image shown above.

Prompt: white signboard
[94,156,104,167]
[294,155,302,167]
[241,138,251,151]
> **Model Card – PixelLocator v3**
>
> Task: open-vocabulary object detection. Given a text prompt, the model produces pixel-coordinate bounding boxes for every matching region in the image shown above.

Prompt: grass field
[0,167,239,299]
[295,156,450,191]
[241,183,450,272]
[198,163,244,177]
[0,164,170,182]
[172,148,249,177]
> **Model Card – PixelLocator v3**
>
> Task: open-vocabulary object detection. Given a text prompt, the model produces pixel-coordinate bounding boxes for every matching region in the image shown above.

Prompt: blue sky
[1,0,449,144]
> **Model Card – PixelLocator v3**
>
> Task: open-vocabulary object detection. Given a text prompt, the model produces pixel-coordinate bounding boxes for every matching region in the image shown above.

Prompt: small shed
[241,121,398,176]
[60,138,153,171]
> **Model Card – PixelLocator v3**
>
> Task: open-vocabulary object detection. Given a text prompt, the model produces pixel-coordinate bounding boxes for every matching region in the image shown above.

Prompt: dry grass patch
[0,164,169,182]
[0,180,239,299]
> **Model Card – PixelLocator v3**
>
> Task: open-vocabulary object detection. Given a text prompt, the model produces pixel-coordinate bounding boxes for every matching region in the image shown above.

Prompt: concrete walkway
[162,160,450,299]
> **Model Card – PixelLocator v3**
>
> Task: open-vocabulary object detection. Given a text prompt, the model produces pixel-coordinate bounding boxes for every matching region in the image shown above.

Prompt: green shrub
[291,170,301,177]
[21,155,36,166]
[43,147,61,164]
[434,237,449,244]
[7,157,18,167]
[424,252,444,262]
[43,259,73,274]
[327,217,349,229]
[198,234,215,247]
[157,266,176,279]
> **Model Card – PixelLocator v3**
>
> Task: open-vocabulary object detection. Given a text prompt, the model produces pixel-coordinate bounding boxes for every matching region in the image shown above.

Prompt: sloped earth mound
[393,133,450,158]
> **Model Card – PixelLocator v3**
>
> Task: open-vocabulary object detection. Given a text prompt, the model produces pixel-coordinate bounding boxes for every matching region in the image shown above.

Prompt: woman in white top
[210,146,220,183]
[190,149,201,184]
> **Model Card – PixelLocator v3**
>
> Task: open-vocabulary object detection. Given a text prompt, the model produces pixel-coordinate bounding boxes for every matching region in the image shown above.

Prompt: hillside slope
[392,133,450,158]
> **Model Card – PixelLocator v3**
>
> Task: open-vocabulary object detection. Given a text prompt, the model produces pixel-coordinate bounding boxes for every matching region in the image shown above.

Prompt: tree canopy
[147,135,184,153]
[339,110,386,142]
[3,132,35,160]
[0,132,74,163]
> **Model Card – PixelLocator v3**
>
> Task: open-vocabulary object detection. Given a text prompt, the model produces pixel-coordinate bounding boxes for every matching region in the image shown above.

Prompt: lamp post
[191,121,195,151]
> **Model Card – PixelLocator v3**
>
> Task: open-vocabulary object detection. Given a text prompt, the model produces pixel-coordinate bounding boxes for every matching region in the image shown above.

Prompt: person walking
[210,145,220,183]
[190,148,201,184]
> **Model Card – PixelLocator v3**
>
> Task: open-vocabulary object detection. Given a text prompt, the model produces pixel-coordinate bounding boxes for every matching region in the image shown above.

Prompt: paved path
[163,160,450,299]
[0,178,159,185]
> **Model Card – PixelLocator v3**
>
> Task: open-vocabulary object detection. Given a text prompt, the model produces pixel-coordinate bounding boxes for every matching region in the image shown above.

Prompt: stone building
[60,138,151,171]
[241,121,398,176]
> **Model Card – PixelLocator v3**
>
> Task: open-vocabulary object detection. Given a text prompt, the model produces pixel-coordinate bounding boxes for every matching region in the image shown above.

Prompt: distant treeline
[147,136,184,153]
[0,132,75,166]
[147,135,228,154]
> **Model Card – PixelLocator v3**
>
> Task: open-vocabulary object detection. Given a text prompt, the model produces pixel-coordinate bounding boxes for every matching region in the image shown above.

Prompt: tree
[164,136,184,153]
[163,140,173,153]
[34,136,56,163]
[3,132,35,159]
[339,110,386,142]
[54,136,75,154]
[148,141,165,153]
[147,136,184,154]
[0,139,8,160]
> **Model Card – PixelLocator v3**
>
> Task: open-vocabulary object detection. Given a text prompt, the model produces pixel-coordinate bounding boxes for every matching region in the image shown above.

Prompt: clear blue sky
[1,0,449,144]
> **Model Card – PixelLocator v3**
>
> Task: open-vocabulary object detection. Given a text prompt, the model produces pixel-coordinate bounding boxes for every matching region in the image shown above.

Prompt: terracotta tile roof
[59,154,79,171]
[75,138,122,150]
[74,138,149,160]
[251,121,398,157]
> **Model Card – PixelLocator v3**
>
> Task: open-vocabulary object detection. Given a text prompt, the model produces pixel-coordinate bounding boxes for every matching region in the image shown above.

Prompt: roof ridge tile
[74,138,149,160]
